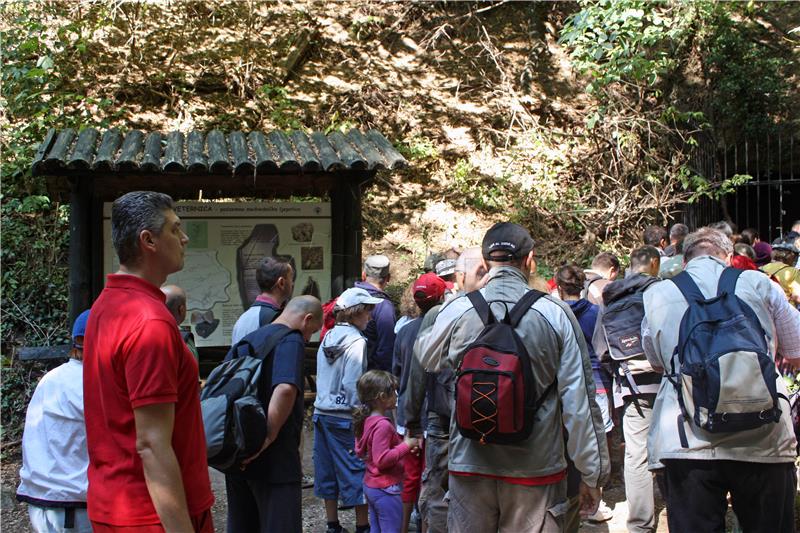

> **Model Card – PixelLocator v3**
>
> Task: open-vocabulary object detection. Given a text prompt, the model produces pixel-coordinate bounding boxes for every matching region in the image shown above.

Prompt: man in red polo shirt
[84,191,214,532]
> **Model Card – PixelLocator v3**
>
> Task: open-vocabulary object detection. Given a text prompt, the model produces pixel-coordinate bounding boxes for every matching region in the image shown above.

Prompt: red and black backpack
[455,289,557,445]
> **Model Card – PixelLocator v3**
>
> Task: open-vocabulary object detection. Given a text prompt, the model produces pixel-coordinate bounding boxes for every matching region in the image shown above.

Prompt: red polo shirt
[83,274,213,526]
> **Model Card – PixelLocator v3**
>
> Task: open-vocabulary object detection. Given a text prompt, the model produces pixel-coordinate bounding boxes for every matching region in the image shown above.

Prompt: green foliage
[559,0,792,208]
[560,0,691,97]
[450,159,505,211]
[398,135,439,161]
[701,9,791,137]
[0,3,109,443]
[257,84,303,130]
[1,359,63,444]
[1,3,116,196]
[0,197,71,347]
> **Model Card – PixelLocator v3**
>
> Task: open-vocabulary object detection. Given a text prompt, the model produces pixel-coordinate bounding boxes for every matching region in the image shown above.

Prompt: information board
[103,201,331,347]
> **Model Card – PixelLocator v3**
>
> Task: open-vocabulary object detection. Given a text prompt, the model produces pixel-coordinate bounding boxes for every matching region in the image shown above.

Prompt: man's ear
[361,270,367,281]
[651,258,661,277]
[525,250,536,274]
[139,229,157,253]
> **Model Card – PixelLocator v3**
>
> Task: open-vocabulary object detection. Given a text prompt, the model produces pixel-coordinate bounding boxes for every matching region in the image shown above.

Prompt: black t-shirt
[240,323,305,483]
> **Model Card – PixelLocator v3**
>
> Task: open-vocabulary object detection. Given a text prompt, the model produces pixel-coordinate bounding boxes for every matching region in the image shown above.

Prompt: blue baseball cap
[72,310,90,348]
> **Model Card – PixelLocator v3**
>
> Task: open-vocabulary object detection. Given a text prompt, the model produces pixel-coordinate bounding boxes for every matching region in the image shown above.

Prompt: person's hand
[241,435,272,468]
[578,482,601,518]
[404,435,420,454]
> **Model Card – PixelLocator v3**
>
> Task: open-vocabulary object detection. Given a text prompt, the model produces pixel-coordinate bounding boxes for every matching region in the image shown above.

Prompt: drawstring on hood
[322,323,364,363]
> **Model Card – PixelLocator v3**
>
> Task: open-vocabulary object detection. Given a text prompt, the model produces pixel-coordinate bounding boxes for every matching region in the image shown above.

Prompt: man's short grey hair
[112,191,174,266]
[669,223,689,240]
[709,221,733,238]
[683,228,734,261]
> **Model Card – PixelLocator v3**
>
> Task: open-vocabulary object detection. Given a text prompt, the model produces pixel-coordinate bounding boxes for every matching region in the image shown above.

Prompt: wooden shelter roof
[34,127,407,199]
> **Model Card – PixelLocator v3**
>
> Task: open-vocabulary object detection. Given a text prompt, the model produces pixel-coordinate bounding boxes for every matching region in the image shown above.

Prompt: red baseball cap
[413,272,446,308]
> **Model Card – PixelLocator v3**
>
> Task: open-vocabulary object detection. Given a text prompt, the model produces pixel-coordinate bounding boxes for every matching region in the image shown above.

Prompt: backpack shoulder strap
[259,305,279,327]
[228,338,256,361]
[467,290,494,326]
[509,289,547,328]
[229,325,295,362]
[717,267,743,297]
[670,271,705,303]
[253,326,295,361]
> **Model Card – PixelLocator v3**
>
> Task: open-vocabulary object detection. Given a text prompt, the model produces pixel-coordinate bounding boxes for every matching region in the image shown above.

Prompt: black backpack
[200,325,293,473]
[455,290,556,445]
[599,276,659,394]
[667,268,784,448]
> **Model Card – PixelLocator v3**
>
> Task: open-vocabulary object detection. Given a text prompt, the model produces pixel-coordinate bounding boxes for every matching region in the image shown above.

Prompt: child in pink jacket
[354,370,420,533]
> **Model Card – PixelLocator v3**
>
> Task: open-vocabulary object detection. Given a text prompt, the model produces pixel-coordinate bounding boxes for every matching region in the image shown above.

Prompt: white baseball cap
[334,287,383,311]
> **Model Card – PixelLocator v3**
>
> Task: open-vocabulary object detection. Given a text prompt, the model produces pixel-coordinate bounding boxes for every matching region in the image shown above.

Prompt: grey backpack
[200,325,292,473]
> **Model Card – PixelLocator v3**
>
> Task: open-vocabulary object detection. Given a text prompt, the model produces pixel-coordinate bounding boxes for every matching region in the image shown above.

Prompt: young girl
[354,370,419,533]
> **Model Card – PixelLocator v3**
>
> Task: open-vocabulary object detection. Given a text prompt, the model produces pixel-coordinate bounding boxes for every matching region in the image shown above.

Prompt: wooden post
[90,196,104,302]
[344,173,367,288]
[68,176,92,326]
[329,171,369,296]
[330,178,346,297]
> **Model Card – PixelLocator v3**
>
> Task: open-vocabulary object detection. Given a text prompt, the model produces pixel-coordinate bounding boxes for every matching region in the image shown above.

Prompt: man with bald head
[225,295,323,533]
[161,285,199,363]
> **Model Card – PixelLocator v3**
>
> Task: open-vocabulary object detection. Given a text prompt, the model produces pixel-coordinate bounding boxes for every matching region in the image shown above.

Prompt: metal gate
[684,132,799,242]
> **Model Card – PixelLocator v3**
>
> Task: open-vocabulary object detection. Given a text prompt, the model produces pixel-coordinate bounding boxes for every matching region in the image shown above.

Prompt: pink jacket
[355,415,409,489]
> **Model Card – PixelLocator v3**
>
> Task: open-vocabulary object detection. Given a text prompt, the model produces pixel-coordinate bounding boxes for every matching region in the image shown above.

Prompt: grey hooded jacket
[414,266,610,488]
[313,323,368,418]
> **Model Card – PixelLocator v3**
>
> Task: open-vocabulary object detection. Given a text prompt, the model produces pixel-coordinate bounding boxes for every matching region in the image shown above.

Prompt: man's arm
[403,350,428,435]
[133,403,193,533]
[243,384,298,464]
[551,299,610,489]
[391,330,404,380]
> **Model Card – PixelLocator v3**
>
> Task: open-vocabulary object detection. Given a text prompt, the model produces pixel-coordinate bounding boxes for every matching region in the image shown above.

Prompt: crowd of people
[14,189,800,533]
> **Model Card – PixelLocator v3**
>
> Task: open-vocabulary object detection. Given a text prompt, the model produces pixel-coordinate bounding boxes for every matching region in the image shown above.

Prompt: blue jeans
[313,414,366,506]
[364,483,403,533]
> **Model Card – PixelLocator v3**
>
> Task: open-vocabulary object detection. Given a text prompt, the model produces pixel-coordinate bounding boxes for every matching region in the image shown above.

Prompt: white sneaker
[587,500,613,522]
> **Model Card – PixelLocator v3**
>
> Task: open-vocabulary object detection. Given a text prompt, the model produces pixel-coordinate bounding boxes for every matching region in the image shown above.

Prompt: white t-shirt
[17,359,88,505]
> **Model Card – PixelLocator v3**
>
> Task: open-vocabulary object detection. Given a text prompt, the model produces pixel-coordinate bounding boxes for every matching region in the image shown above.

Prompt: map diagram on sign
[166,250,230,310]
